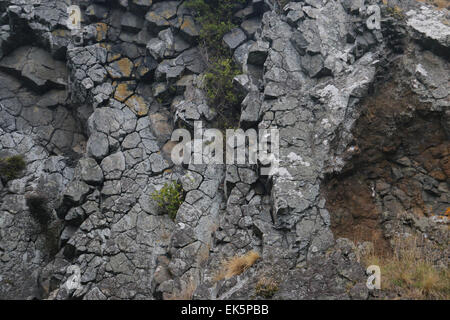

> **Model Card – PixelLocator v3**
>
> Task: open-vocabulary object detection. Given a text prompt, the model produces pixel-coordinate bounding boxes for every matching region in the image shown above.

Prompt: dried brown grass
[416,0,449,9]
[255,276,279,298]
[214,251,261,281]
[167,281,197,300]
[362,236,450,299]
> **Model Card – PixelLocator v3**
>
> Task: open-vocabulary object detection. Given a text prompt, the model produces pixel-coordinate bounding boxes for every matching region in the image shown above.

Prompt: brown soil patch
[323,75,449,254]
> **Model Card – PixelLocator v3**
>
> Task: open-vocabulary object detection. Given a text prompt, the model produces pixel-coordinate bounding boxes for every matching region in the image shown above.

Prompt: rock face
[0,0,448,300]
[0,46,68,90]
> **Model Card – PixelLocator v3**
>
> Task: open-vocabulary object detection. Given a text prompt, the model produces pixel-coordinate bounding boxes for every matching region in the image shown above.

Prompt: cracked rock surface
[0,0,448,300]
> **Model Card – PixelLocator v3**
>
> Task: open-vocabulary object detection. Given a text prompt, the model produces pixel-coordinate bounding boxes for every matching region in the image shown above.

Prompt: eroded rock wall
[0,0,448,300]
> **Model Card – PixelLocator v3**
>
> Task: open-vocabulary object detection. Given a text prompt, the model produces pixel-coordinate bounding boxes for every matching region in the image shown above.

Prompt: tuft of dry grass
[417,0,449,9]
[214,251,261,281]
[362,236,450,299]
[383,0,449,9]
[167,281,197,300]
[255,276,279,299]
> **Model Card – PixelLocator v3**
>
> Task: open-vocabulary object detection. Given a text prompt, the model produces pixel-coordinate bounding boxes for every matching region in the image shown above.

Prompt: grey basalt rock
[78,158,104,185]
[121,11,144,33]
[0,46,67,90]
[247,40,269,66]
[101,152,126,180]
[301,53,328,78]
[180,171,203,192]
[58,181,91,220]
[0,0,448,302]
[240,91,262,125]
[149,153,170,173]
[241,17,261,38]
[106,57,134,79]
[145,1,179,31]
[223,28,247,50]
[284,2,305,26]
[179,16,200,41]
[406,6,450,57]
[86,132,109,160]
[86,4,109,20]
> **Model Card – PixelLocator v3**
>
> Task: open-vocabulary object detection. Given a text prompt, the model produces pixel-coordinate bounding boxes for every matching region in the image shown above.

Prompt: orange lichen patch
[107,52,122,63]
[145,11,170,26]
[114,81,135,102]
[180,16,199,36]
[138,66,152,79]
[96,23,108,42]
[100,43,111,50]
[160,9,176,20]
[52,29,69,37]
[117,58,133,77]
[134,59,151,78]
[125,95,148,116]
[214,251,261,282]
[107,58,134,79]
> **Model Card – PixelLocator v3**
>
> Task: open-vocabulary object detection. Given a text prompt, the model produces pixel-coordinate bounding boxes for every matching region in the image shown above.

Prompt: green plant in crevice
[0,155,26,182]
[385,5,406,20]
[26,192,61,258]
[151,181,184,221]
[26,193,52,226]
[204,57,243,112]
[186,0,246,56]
[186,0,246,129]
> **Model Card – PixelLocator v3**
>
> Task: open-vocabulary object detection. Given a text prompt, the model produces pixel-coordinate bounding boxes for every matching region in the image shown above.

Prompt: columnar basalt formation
[0,0,448,300]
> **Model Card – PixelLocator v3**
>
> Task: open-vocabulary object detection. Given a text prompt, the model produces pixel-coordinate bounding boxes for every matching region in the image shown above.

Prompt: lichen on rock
[0,0,448,301]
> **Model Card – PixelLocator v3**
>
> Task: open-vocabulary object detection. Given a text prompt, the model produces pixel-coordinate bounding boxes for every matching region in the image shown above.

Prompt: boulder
[223,28,247,50]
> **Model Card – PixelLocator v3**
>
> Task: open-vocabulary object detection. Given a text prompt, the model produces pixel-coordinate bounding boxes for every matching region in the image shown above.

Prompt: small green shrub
[151,182,184,221]
[385,5,405,20]
[26,193,60,258]
[186,0,246,56]
[186,0,245,127]
[0,155,26,181]
[204,58,243,111]
[26,193,52,226]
